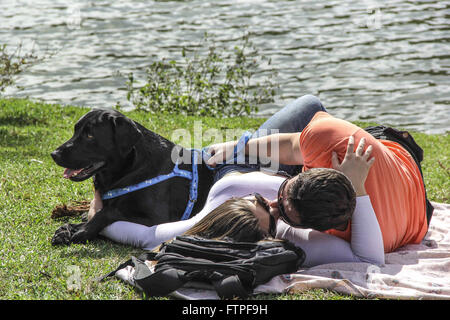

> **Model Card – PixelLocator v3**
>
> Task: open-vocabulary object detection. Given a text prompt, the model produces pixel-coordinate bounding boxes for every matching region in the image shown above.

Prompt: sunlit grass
[0,98,447,299]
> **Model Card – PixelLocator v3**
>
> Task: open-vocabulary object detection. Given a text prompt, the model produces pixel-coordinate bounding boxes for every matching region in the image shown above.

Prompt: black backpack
[101,235,305,299]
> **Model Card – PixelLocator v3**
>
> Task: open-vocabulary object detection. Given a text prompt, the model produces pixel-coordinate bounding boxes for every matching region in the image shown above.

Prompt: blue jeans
[213,94,328,182]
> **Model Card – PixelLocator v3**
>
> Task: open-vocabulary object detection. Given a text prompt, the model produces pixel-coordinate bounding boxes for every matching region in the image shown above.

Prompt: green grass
[0,98,448,300]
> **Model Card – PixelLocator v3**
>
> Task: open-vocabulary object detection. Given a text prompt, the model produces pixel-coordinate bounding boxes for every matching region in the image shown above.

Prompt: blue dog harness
[102,149,200,221]
[100,131,253,221]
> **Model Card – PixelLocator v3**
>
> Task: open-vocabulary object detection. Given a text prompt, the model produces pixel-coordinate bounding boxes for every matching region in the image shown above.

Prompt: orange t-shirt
[299,112,428,253]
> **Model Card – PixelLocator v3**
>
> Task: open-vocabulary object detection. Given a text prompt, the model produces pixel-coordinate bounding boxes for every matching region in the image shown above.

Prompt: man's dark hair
[287,168,356,231]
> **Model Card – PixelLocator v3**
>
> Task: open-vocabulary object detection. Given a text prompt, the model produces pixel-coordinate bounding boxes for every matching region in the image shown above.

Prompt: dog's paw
[51,223,85,246]
[70,229,90,244]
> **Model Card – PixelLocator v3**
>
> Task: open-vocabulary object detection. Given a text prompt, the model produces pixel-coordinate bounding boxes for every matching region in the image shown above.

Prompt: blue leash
[101,131,253,221]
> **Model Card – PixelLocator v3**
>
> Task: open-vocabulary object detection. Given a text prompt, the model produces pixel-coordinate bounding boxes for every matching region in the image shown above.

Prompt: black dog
[51,109,214,245]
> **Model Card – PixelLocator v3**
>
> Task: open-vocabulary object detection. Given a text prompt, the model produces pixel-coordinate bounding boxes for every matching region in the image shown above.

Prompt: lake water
[1,0,449,133]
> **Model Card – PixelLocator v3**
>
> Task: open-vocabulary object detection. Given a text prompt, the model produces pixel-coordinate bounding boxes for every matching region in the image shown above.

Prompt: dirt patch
[51,200,90,219]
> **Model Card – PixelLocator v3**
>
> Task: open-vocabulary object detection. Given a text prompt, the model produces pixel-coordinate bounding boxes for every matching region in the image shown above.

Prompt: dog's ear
[113,116,143,157]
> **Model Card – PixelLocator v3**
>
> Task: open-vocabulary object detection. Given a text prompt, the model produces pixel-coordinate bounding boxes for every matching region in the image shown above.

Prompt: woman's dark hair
[287,168,356,231]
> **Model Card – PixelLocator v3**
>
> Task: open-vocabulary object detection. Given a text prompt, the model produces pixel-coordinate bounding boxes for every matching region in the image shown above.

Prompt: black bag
[364,125,434,225]
[101,235,306,299]
[364,125,423,164]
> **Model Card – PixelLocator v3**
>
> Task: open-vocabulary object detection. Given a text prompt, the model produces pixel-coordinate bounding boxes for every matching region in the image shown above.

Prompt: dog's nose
[51,150,60,161]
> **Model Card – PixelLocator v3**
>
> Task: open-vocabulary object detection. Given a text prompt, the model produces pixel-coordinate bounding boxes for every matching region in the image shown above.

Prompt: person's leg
[254,94,327,137]
[254,94,327,176]
[212,94,327,181]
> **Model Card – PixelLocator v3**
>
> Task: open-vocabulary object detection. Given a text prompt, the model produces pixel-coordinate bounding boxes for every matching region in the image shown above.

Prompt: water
[1,0,449,133]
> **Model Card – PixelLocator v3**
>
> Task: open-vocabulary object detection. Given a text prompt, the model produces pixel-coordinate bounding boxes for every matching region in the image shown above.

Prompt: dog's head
[51,108,142,182]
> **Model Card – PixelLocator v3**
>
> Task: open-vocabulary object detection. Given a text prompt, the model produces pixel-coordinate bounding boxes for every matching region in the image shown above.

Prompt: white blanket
[115,202,450,300]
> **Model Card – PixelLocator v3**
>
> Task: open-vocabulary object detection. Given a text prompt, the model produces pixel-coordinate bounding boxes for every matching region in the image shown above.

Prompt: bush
[0,44,39,94]
[121,34,278,117]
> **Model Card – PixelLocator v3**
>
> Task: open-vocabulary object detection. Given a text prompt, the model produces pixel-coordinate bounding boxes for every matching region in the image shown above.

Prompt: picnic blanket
[115,202,450,300]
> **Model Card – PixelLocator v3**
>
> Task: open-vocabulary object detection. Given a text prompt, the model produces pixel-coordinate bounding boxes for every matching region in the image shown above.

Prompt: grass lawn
[0,98,448,300]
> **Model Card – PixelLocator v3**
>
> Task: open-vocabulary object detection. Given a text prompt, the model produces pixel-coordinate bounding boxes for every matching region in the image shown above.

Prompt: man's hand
[331,136,375,196]
[206,140,238,168]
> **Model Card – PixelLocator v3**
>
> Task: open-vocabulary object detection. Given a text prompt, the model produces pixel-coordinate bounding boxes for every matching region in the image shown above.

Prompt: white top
[101,171,385,267]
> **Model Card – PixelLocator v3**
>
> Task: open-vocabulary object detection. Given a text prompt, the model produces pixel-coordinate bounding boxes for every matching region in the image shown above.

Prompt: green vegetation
[0,44,39,94]
[120,33,278,117]
[0,98,448,299]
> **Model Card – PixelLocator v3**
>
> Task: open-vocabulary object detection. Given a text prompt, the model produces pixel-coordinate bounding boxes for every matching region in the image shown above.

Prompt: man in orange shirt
[207,95,432,253]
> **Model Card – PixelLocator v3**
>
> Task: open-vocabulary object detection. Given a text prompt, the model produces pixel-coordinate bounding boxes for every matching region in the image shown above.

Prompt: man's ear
[113,116,143,157]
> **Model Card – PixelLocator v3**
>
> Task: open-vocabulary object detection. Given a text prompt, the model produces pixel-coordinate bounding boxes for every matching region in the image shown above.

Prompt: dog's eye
[86,134,94,140]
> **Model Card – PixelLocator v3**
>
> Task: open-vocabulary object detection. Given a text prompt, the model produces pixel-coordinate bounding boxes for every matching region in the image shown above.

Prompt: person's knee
[298,94,325,112]
[301,94,319,101]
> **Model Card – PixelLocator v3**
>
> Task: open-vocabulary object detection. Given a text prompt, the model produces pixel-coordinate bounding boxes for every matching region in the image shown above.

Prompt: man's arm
[206,132,303,167]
